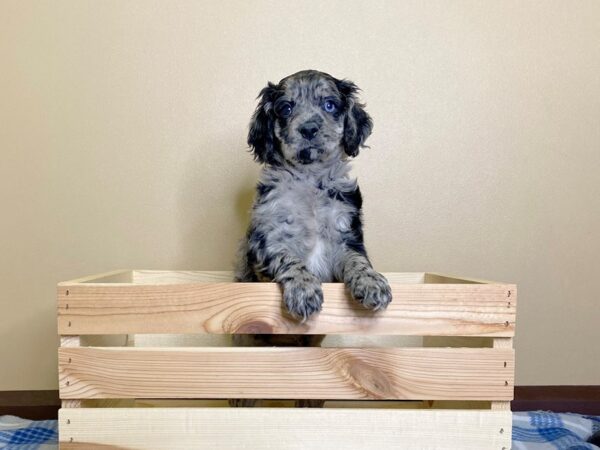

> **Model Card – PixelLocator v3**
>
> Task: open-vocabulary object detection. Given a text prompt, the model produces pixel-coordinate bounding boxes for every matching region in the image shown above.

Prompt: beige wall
[1,1,599,390]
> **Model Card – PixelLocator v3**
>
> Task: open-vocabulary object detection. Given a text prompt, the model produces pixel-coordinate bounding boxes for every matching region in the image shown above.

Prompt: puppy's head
[248,70,373,166]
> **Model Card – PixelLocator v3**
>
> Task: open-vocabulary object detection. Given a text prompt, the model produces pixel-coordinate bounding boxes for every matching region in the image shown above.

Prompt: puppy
[235,70,392,319]
[230,70,391,407]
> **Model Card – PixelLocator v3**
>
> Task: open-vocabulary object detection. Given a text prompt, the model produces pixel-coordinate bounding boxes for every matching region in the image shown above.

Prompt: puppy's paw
[348,270,392,311]
[281,274,323,322]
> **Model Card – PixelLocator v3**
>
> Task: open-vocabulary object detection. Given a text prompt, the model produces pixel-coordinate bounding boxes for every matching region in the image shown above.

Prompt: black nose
[299,122,319,140]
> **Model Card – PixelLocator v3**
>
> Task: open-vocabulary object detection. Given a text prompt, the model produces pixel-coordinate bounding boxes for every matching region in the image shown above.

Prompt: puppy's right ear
[248,82,281,165]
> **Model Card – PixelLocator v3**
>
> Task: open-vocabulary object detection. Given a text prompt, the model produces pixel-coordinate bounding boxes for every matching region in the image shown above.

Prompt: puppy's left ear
[338,79,373,157]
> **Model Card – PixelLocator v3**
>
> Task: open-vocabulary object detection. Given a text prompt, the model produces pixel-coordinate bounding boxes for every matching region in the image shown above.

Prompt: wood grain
[132,270,235,284]
[58,408,512,450]
[130,270,427,284]
[58,347,514,401]
[491,401,511,410]
[60,336,81,347]
[62,270,133,284]
[57,273,516,336]
[425,273,486,284]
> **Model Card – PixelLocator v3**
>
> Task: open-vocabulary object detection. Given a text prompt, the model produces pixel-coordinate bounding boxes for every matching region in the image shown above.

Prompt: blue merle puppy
[235,70,392,336]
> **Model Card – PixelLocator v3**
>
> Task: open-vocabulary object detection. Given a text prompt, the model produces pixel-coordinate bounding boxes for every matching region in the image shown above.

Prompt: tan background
[1,1,599,390]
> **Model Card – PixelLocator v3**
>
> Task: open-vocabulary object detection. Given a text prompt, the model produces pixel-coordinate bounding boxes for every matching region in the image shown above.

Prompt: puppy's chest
[276,183,352,237]
[271,182,355,280]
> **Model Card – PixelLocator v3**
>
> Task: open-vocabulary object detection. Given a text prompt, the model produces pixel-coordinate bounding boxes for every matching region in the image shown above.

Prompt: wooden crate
[57,270,516,449]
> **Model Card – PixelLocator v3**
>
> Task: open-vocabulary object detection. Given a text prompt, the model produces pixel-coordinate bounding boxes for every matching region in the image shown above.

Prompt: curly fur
[235,70,392,321]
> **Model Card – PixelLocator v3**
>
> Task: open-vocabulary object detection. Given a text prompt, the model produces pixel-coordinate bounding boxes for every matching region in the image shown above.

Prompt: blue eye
[323,100,337,113]
[277,102,293,118]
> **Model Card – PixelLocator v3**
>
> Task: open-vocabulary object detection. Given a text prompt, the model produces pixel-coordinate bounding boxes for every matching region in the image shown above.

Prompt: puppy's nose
[299,122,319,140]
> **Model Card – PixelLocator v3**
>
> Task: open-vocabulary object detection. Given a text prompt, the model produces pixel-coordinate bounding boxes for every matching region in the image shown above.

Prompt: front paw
[348,270,392,311]
[281,274,323,322]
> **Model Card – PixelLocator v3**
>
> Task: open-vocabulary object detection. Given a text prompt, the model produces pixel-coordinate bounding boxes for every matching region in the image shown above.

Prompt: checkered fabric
[513,411,600,449]
[0,416,57,450]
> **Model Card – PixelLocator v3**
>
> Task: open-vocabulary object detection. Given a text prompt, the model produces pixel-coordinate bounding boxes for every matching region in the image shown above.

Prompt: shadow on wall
[176,133,258,271]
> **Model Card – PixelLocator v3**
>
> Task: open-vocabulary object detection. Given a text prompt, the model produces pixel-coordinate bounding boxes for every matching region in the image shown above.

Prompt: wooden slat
[58,347,514,401]
[130,270,427,284]
[491,338,514,411]
[58,408,512,450]
[493,337,514,348]
[132,270,235,284]
[424,273,499,284]
[60,336,82,408]
[60,336,81,347]
[57,279,516,336]
[61,270,133,284]
[491,401,511,410]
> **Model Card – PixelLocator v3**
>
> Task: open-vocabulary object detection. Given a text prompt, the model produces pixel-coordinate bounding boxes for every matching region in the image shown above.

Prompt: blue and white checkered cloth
[0,416,57,450]
[0,411,598,449]
[513,412,600,449]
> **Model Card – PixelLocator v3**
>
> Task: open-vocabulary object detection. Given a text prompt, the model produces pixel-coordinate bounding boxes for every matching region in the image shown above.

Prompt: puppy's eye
[323,100,338,114]
[276,102,293,118]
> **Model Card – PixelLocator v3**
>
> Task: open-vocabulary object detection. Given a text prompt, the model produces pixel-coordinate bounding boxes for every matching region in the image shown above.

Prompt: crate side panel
[59,270,134,285]
[59,347,514,401]
[131,271,428,284]
[57,283,515,336]
[132,270,235,283]
[58,408,512,450]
